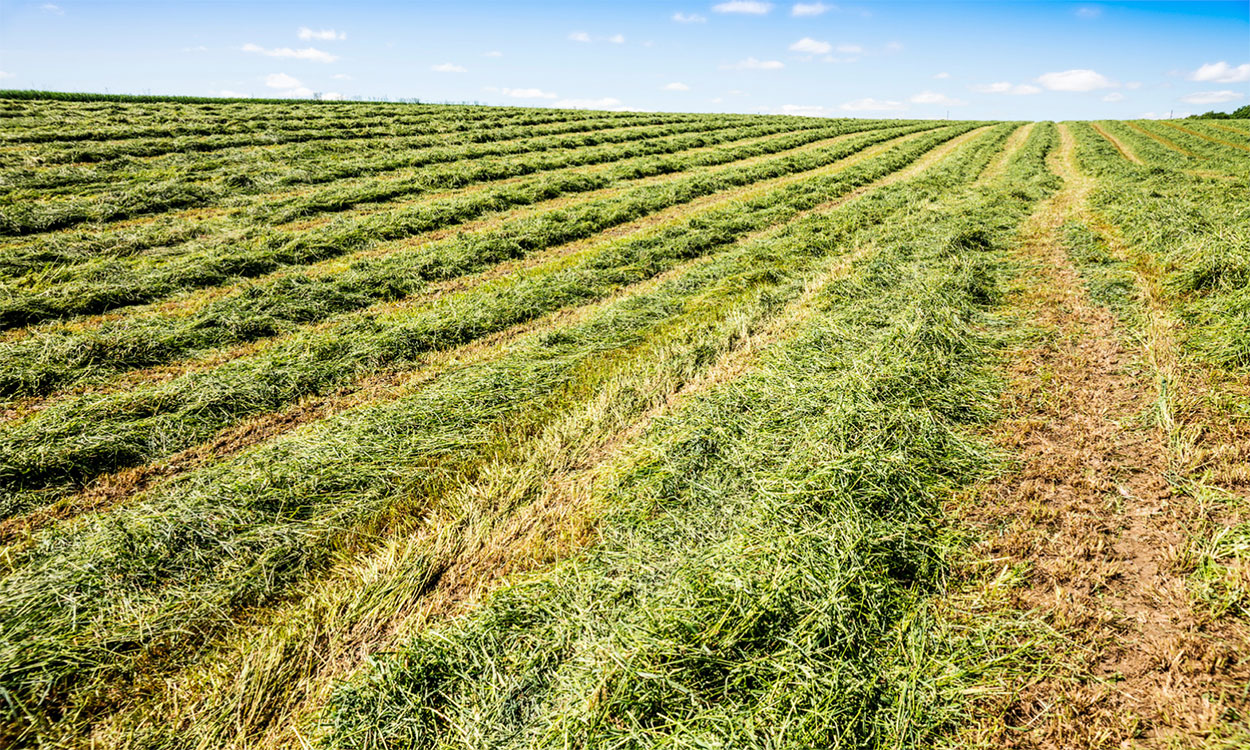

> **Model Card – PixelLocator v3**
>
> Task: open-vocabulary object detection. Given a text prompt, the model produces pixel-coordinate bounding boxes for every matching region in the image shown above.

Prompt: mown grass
[0,123,992,521]
[316,127,1057,749]
[0,119,846,322]
[85,119,1036,750]
[0,115,773,239]
[0,120,812,281]
[0,122,951,403]
[0,119,1021,746]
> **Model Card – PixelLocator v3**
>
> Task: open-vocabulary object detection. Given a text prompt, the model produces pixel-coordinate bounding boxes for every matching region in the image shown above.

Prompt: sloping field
[0,97,1247,748]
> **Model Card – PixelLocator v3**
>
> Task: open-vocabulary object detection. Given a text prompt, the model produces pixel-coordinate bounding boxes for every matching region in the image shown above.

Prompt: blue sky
[1,1,1246,119]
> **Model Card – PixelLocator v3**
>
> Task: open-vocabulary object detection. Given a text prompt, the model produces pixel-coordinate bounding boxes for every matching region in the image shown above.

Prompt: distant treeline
[1189,104,1250,119]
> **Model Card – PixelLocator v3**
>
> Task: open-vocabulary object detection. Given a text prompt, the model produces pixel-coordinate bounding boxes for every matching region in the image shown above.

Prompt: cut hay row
[4,99,1243,749]
[0,120,891,327]
[0,116,779,236]
[0,112,1020,748]
[313,121,1061,750]
[0,123,958,401]
[0,124,990,522]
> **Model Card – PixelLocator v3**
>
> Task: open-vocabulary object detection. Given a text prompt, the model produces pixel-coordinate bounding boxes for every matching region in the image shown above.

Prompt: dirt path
[961,124,1248,747]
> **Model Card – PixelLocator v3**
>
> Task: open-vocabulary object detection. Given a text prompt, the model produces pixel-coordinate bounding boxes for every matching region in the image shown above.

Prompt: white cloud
[791,3,832,16]
[1180,90,1244,105]
[484,50,503,57]
[1037,68,1113,92]
[321,92,343,100]
[0,71,13,79]
[40,3,63,15]
[841,97,906,111]
[713,1,773,14]
[790,37,832,55]
[569,31,592,42]
[332,73,352,80]
[909,90,966,106]
[934,72,951,79]
[554,97,625,109]
[182,45,209,52]
[265,72,302,89]
[1191,61,1250,84]
[216,89,244,97]
[297,27,345,41]
[243,43,338,63]
[835,43,863,54]
[721,57,785,70]
[431,62,467,73]
[884,41,904,52]
[1102,92,1125,102]
[672,12,708,23]
[1075,7,1102,19]
[264,72,313,98]
[972,81,1041,95]
[778,103,834,116]
[608,33,625,44]
[663,82,691,91]
[502,87,558,99]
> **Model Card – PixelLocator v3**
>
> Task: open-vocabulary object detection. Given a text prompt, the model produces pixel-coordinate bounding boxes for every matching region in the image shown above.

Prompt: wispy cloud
[1180,90,1243,105]
[713,1,774,15]
[910,90,966,106]
[0,71,14,80]
[841,97,906,111]
[554,96,633,110]
[332,73,352,80]
[1102,92,1125,102]
[501,87,558,99]
[934,72,951,79]
[243,43,338,63]
[1075,6,1102,19]
[431,62,467,73]
[297,27,345,41]
[789,37,832,55]
[972,81,1041,95]
[791,3,832,17]
[777,104,835,116]
[1036,68,1113,91]
[1190,61,1250,84]
[264,72,313,98]
[569,31,624,44]
[663,82,691,91]
[484,50,503,57]
[721,57,785,70]
[40,3,63,15]
[672,12,707,23]
[835,43,863,54]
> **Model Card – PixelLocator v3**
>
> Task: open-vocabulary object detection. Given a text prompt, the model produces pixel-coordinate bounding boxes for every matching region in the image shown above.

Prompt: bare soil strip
[959,124,1249,747]
[1089,122,1144,165]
